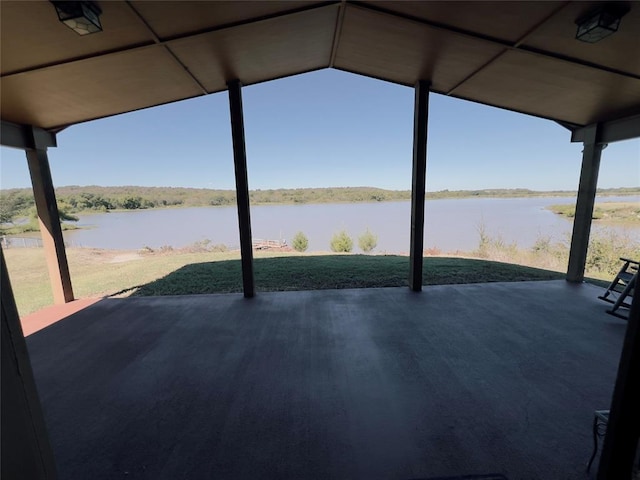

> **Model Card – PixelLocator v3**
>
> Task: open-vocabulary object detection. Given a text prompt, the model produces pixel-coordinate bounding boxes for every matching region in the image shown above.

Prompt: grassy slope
[134,254,564,296]
[4,248,565,317]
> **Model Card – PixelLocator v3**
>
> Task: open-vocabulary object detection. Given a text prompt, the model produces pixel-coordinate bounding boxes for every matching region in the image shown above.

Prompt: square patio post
[228,80,255,298]
[26,148,74,303]
[566,124,602,283]
[1,246,58,478]
[597,291,640,478]
[409,80,430,292]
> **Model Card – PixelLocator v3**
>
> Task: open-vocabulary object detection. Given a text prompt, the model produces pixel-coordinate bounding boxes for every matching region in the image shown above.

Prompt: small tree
[57,203,79,222]
[358,229,378,253]
[27,204,78,230]
[0,192,32,225]
[330,230,353,253]
[292,231,308,252]
[121,196,143,209]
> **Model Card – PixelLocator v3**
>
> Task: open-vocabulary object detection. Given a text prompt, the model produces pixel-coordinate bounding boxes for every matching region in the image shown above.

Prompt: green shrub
[58,205,79,222]
[292,231,309,252]
[358,229,378,253]
[24,205,78,232]
[586,230,640,277]
[548,204,576,218]
[210,243,228,253]
[475,221,491,258]
[330,230,353,253]
[474,224,639,280]
[184,239,228,253]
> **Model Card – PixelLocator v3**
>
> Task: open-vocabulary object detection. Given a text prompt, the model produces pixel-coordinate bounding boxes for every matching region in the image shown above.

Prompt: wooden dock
[252,238,287,250]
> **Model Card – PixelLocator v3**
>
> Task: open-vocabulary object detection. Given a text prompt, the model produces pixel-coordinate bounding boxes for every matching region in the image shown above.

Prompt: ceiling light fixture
[51,1,102,36]
[575,3,630,43]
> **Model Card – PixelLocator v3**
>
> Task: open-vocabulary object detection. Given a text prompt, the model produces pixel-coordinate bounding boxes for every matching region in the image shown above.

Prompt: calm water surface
[63,196,639,253]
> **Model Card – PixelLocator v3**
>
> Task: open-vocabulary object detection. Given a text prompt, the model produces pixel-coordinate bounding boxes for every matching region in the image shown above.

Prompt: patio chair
[587,409,640,477]
[587,410,609,472]
[599,257,638,320]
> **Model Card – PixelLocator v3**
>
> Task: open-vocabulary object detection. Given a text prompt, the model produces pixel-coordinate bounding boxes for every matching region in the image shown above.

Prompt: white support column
[26,149,74,303]
[566,124,603,283]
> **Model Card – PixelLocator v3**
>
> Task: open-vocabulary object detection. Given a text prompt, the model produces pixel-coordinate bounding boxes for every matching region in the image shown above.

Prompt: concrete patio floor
[26,280,626,479]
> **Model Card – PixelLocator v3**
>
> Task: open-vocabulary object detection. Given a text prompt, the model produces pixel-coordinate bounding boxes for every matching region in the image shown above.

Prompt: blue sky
[1,69,638,191]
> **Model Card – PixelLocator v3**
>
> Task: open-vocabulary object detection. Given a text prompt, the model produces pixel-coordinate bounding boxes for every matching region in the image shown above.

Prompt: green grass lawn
[4,247,569,317]
[133,254,566,296]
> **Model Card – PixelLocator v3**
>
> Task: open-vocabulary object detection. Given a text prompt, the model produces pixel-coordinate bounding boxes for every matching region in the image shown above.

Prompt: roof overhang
[1,120,57,150]
[570,113,640,144]
[1,1,639,132]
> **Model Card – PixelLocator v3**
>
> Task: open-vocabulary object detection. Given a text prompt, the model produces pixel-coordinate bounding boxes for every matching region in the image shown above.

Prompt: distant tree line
[1,185,638,228]
[0,186,415,223]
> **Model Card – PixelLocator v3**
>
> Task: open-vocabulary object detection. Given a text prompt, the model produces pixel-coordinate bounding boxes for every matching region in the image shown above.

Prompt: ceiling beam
[333,66,590,127]
[556,120,582,132]
[124,1,208,95]
[1,121,57,150]
[0,41,157,79]
[446,2,571,95]
[329,1,347,67]
[571,114,640,144]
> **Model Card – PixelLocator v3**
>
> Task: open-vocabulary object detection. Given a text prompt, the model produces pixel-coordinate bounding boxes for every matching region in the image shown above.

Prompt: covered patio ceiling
[1,1,639,131]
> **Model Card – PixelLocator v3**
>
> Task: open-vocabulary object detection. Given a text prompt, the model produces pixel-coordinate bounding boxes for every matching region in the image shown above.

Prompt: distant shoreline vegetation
[1,186,638,231]
[2,185,638,209]
[547,201,640,225]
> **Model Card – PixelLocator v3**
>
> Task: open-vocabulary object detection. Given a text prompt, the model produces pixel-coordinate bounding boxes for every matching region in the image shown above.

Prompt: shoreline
[4,191,640,215]
[2,194,638,239]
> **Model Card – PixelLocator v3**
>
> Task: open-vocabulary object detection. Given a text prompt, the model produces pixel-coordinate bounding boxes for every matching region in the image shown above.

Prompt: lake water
[60,196,639,253]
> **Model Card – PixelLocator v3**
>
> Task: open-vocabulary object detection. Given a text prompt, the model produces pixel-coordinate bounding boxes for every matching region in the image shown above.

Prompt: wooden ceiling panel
[523,2,640,77]
[1,1,639,131]
[168,6,338,92]
[132,0,326,39]
[454,50,640,125]
[334,5,505,91]
[361,1,560,43]
[0,47,203,129]
[0,1,154,75]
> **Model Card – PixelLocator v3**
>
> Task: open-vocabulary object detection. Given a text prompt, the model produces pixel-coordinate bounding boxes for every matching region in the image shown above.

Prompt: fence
[0,235,283,251]
[1,236,43,248]
[1,236,81,249]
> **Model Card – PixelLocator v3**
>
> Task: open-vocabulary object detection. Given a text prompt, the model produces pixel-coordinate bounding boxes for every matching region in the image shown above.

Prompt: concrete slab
[26,280,624,479]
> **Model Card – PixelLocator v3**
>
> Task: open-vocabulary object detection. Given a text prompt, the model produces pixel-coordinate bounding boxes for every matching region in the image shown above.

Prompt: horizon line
[2,185,639,193]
